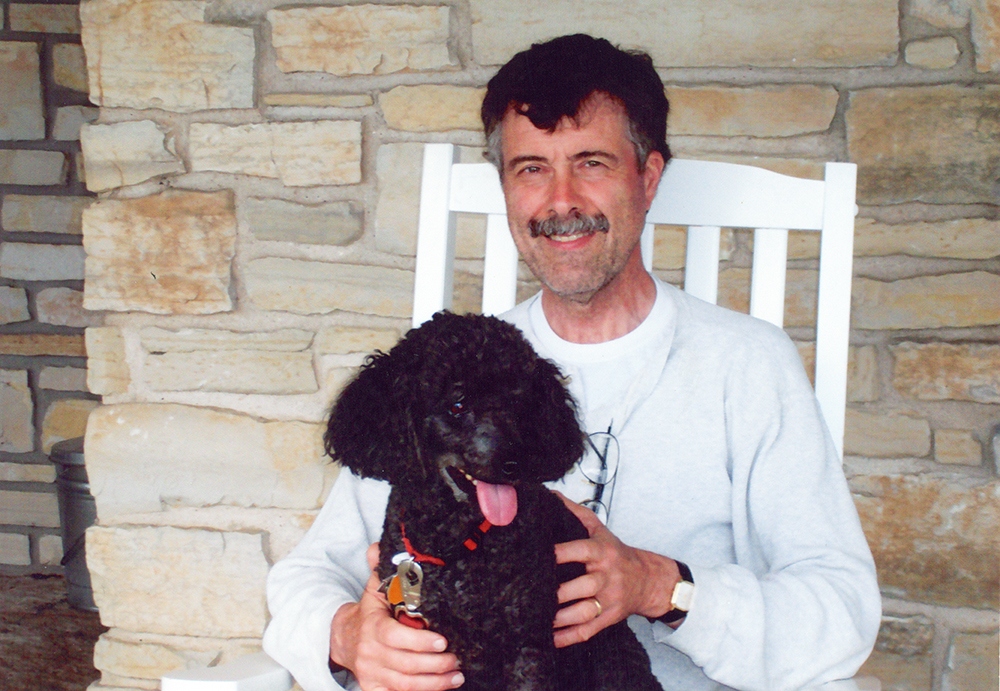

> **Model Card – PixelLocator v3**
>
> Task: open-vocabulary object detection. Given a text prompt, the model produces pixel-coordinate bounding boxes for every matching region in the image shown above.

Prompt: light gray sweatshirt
[263,278,881,691]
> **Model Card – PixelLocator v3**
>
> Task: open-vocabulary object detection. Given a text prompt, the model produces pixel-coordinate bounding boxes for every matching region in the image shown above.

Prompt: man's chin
[538,273,613,305]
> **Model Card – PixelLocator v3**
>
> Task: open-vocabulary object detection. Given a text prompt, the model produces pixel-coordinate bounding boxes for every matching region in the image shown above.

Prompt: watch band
[653,560,694,624]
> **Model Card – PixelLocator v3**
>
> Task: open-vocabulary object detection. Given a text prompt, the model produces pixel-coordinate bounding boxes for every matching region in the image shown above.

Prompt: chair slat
[413,143,458,327]
[814,163,858,459]
[683,226,721,305]
[482,214,519,316]
[749,228,789,328]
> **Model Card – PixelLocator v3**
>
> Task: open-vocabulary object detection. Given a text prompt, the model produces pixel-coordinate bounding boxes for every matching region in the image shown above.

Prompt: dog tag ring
[398,560,424,612]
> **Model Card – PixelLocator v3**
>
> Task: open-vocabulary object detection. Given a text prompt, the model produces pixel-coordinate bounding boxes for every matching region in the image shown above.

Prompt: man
[263,34,881,691]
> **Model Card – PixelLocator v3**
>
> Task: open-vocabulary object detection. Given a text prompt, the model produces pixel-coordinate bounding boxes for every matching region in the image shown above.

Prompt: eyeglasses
[577,429,619,524]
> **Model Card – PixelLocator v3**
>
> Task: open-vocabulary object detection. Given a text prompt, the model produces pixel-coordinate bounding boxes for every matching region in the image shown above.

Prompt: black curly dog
[325,311,662,691]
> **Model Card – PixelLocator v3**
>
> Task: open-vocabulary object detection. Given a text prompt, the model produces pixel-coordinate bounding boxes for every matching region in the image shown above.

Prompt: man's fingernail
[452,673,465,687]
[433,638,447,652]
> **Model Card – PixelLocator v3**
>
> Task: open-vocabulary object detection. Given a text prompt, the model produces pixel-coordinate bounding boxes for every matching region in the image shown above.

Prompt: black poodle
[325,311,662,691]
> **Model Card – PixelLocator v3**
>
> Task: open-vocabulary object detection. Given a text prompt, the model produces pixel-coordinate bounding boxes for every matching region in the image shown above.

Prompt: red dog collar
[382,518,495,629]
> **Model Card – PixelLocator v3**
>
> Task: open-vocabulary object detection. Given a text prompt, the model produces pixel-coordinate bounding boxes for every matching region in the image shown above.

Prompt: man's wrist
[329,601,359,675]
[646,560,694,626]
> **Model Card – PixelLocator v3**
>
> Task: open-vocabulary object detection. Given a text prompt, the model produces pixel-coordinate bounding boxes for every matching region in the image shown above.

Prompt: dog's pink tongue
[476,481,517,526]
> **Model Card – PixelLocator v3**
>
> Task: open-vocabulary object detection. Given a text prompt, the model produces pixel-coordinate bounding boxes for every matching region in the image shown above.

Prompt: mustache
[528,212,610,239]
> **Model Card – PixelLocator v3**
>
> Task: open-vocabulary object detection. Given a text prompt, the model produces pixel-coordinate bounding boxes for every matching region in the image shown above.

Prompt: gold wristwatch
[654,560,694,624]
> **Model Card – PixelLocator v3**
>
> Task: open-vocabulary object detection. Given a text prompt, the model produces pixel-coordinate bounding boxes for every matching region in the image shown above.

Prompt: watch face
[671,580,695,612]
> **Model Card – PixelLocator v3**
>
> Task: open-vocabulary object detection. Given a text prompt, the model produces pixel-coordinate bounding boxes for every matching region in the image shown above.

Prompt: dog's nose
[502,460,518,477]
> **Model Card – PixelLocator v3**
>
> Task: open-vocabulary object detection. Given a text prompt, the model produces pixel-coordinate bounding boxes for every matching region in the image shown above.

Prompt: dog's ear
[324,351,414,483]
[527,357,586,478]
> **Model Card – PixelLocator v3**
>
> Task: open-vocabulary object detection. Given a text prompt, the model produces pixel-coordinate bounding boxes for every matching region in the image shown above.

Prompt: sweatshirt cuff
[650,563,764,666]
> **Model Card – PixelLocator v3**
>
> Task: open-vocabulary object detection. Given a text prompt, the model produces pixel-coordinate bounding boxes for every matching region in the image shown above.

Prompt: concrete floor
[0,574,104,691]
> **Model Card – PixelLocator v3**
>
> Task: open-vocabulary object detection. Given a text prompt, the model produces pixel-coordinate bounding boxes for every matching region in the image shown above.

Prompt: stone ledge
[853,475,1000,609]
[0,41,45,140]
[81,0,254,112]
[83,190,237,315]
[80,120,184,192]
[0,369,33,453]
[245,198,363,246]
[0,286,30,325]
[854,272,1000,330]
[381,85,486,132]
[0,150,66,185]
[845,409,932,458]
[1,195,90,236]
[188,121,362,187]
[41,398,99,453]
[244,257,413,318]
[0,242,86,281]
[0,532,31,566]
[667,85,839,137]
[848,85,1000,204]
[268,4,453,75]
[10,3,82,33]
[87,525,269,638]
[95,504,328,564]
[944,631,1000,689]
[86,327,131,396]
[0,490,59,528]
[0,334,86,357]
[145,350,319,394]
[94,628,264,683]
[85,403,328,517]
[469,0,899,67]
[892,342,1000,404]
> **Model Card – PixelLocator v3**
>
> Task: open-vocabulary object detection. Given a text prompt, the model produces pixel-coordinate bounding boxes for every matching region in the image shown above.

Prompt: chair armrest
[161,652,293,691]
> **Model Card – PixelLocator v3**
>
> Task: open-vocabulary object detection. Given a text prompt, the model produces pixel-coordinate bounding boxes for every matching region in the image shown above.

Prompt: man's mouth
[548,233,589,243]
[528,212,610,240]
[445,466,518,526]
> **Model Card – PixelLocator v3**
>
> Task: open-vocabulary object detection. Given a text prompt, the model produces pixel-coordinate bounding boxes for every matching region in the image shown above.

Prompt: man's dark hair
[481,34,671,170]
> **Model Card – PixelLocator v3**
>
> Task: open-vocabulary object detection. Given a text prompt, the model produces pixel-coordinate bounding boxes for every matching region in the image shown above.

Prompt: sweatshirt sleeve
[653,330,881,691]
[262,470,390,691]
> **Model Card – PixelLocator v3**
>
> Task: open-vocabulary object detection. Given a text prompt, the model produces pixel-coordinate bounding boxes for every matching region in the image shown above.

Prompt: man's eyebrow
[572,150,618,163]
[506,154,548,169]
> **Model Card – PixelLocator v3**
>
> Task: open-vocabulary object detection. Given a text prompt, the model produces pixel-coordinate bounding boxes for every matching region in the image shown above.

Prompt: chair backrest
[412,143,857,458]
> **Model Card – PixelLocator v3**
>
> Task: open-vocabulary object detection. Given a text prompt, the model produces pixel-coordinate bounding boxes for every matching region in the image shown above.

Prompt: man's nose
[546,170,584,217]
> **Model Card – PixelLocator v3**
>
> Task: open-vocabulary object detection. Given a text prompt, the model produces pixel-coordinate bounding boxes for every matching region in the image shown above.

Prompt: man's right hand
[328,544,465,691]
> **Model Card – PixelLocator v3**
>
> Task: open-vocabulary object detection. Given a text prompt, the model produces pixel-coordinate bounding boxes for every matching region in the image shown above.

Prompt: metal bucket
[49,437,98,612]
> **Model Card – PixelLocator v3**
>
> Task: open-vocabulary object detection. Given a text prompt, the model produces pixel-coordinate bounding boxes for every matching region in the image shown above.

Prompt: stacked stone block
[0,1,98,573]
[72,1,999,690]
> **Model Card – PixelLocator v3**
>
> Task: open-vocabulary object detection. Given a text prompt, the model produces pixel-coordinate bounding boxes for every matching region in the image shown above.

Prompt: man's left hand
[552,492,682,647]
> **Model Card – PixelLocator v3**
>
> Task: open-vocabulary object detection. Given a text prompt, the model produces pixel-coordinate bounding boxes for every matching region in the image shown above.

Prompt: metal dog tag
[397,560,424,612]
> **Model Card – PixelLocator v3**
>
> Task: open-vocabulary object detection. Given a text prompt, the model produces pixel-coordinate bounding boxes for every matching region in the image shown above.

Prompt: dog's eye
[448,401,466,417]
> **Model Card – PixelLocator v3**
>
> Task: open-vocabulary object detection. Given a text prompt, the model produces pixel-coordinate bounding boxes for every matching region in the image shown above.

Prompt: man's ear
[643,150,666,208]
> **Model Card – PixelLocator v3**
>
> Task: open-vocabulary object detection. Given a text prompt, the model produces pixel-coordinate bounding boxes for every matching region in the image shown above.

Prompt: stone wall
[70,0,1000,689]
[0,1,98,572]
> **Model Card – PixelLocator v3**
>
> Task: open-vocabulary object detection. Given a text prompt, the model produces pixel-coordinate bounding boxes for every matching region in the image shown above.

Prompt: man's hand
[552,493,683,647]
[329,544,465,691]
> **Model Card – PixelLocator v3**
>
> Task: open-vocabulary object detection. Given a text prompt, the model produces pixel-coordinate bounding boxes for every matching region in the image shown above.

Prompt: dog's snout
[502,460,518,477]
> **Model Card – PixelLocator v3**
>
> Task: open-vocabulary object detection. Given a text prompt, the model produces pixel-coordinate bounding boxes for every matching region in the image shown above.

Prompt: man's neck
[541,269,657,344]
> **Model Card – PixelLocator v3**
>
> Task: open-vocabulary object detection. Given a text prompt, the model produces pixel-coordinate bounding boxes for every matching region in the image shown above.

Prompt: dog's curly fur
[325,311,662,691]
